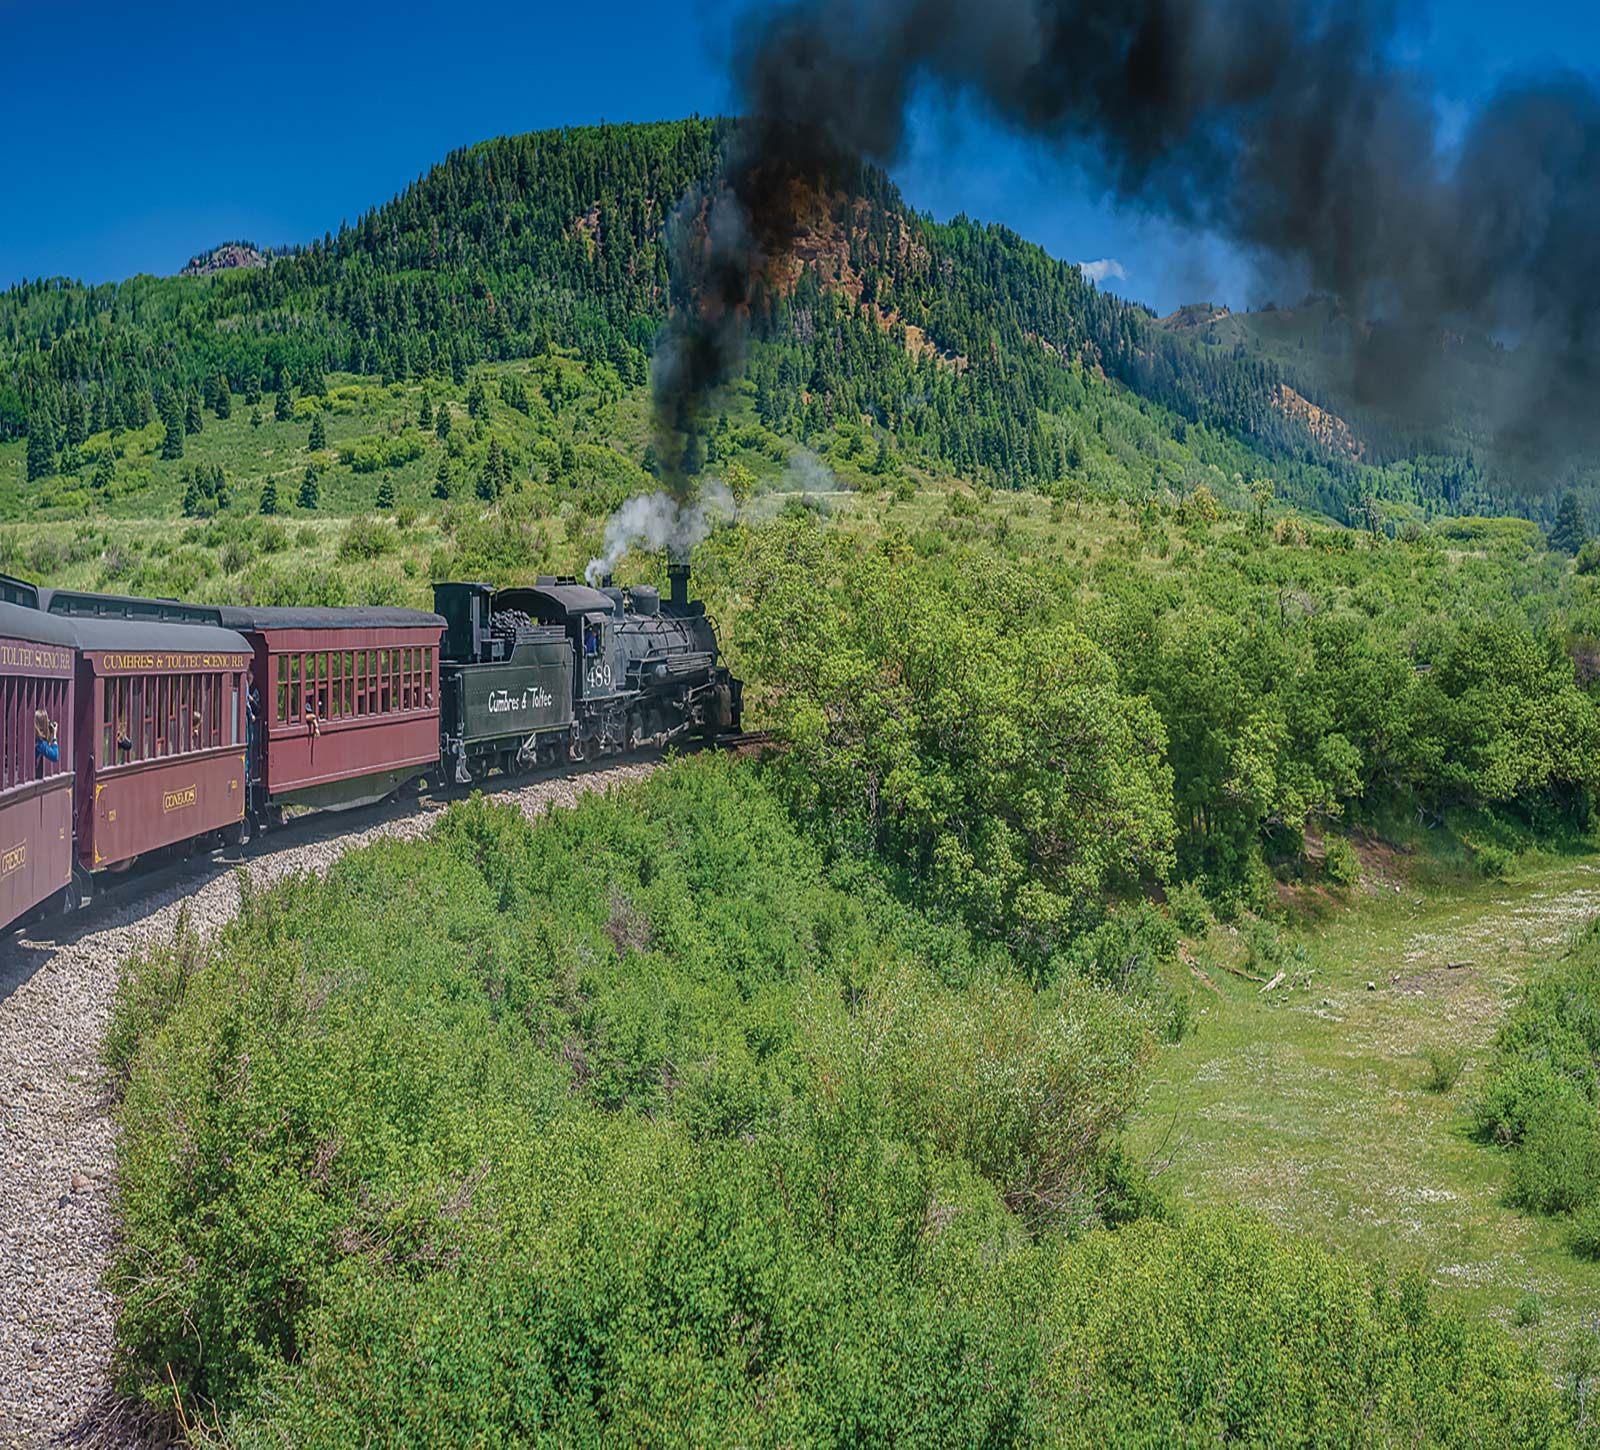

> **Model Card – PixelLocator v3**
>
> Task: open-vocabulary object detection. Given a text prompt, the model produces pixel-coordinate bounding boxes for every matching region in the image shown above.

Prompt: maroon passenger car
[214,607,444,821]
[0,597,78,925]
[69,616,253,872]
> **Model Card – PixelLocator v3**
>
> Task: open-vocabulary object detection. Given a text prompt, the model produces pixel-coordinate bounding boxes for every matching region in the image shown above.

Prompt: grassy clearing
[1130,846,1600,1364]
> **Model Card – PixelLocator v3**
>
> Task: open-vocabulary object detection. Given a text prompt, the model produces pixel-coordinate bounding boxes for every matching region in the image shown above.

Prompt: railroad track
[713,728,775,749]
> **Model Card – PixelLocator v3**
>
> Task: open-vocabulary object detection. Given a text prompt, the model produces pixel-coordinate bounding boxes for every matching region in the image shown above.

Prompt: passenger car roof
[214,606,444,632]
[0,598,81,647]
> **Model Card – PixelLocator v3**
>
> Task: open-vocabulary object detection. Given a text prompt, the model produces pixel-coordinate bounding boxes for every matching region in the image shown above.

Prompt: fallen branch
[1259,969,1287,993]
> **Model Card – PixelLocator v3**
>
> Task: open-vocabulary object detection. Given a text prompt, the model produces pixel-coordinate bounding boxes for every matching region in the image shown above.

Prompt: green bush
[1515,1291,1545,1326]
[1510,1091,1600,1215]
[1474,922,1600,1243]
[337,432,425,473]
[336,515,398,561]
[1323,835,1363,886]
[1474,840,1517,880]
[1568,1201,1600,1261]
[1421,1045,1465,1094]
[1166,879,1212,937]
[1036,1214,1563,1446]
[108,761,1154,1422]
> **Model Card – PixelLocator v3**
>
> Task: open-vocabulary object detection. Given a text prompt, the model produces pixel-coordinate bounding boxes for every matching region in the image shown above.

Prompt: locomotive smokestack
[667,560,690,611]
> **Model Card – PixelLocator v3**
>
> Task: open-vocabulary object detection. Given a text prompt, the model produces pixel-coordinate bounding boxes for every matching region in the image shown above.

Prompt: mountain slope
[0,118,1563,526]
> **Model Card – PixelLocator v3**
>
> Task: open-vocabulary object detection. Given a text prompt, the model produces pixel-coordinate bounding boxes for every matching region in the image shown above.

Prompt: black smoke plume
[654,0,1600,479]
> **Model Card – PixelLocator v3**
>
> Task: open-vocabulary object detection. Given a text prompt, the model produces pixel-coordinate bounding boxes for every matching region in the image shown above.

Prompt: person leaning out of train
[34,709,59,777]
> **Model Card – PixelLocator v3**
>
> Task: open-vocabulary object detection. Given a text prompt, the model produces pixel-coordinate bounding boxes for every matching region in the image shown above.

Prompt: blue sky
[1,0,1596,314]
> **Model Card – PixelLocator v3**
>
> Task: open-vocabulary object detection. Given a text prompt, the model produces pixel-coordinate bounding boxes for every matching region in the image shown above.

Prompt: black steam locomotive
[435,561,742,783]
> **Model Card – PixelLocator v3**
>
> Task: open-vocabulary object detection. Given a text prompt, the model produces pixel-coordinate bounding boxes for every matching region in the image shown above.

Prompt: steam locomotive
[435,562,741,782]
[0,564,740,933]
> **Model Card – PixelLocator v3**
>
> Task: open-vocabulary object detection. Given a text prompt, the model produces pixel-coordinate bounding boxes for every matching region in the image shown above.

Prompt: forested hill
[0,118,1558,523]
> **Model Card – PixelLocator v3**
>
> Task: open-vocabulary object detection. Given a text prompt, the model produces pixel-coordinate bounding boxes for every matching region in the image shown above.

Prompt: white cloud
[1079,258,1128,285]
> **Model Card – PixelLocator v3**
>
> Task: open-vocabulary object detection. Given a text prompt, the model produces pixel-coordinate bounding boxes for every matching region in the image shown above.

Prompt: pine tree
[185,394,204,436]
[160,394,185,460]
[250,407,263,428]
[418,394,433,430]
[375,475,396,511]
[26,417,56,480]
[435,405,452,441]
[309,412,326,450]
[64,390,88,447]
[1550,492,1588,554]
[466,378,488,420]
[259,479,279,515]
[182,476,202,516]
[681,431,704,476]
[214,374,232,420]
[298,466,320,510]
[433,456,453,500]
[93,454,115,492]
[274,389,293,422]
[301,361,326,397]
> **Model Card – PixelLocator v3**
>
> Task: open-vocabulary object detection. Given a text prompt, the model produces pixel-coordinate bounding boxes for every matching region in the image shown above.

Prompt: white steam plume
[584,482,735,585]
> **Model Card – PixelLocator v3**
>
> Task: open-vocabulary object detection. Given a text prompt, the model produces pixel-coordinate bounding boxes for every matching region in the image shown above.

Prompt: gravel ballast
[0,762,660,1448]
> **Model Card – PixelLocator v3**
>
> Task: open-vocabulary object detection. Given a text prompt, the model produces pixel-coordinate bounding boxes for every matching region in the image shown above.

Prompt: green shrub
[256,519,289,554]
[1474,840,1517,880]
[1510,1091,1600,1214]
[1568,1201,1600,1261]
[1059,901,1178,997]
[336,515,398,561]
[336,432,425,473]
[110,762,1153,1420]
[1421,1045,1465,1093]
[1035,1214,1564,1446]
[101,906,206,1098]
[1166,879,1212,937]
[1323,835,1362,886]
[1515,1291,1545,1326]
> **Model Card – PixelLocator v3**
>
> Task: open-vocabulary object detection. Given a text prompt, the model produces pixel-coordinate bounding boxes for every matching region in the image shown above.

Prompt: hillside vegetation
[3,119,1581,530]
[106,764,1578,1445]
